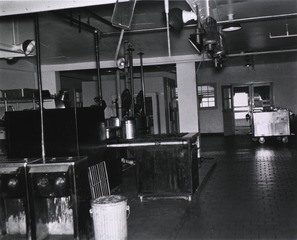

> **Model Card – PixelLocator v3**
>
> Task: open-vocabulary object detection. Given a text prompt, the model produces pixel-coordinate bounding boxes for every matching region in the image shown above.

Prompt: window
[197,84,216,108]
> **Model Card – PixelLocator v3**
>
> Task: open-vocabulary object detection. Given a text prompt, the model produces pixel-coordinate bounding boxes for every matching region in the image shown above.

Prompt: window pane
[197,84,216,108]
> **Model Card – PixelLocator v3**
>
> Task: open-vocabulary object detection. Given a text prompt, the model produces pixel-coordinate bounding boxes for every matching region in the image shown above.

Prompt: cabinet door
[134,145,198,195]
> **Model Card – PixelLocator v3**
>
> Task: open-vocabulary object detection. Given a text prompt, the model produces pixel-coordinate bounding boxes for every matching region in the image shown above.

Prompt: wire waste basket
[88,161,110,199]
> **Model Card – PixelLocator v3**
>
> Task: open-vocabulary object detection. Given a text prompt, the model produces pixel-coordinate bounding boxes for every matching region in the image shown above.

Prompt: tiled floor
[3,135,297,240]
[122,135,297,240]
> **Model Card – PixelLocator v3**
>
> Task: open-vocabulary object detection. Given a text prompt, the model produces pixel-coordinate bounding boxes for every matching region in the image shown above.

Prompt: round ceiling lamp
[222,14,241,32]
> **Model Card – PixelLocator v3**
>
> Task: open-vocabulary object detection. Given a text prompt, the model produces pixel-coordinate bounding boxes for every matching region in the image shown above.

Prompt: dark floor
[120,135,297,240]
[2,135,297,240]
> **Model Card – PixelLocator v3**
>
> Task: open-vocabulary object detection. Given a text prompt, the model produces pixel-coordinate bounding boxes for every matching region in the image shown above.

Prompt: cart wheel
[282,137,289,143]
[259,137,265,144]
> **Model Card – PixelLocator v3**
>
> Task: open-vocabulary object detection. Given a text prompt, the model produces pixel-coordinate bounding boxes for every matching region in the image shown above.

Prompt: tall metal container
[0,157,40,239]
[27,156,92,240]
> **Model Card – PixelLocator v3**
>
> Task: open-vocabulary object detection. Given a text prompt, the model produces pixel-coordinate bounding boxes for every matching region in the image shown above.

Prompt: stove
[27,156,92,240]
[0,157,41,238]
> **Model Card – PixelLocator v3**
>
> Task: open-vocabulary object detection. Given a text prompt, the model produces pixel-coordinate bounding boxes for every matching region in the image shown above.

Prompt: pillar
[41,71,61,95]
[176,62,199,133]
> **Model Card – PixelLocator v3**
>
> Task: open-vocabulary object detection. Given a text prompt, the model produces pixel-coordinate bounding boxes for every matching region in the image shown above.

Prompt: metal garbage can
[91,195,129,240]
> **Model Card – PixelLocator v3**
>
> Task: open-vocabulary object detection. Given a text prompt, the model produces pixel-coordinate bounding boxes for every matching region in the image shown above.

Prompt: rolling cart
[252,109,290,144]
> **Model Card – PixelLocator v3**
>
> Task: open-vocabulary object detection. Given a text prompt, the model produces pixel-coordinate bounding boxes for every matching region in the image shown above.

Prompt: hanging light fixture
[22,39,36,55]
[203,16,219,52]
[167,8,197,32]
[116,57,126,69]
[222,14,241,32]
[0,39,35,56]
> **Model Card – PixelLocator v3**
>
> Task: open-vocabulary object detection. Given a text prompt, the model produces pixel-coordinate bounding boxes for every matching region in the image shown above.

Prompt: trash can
[91,195,129,240]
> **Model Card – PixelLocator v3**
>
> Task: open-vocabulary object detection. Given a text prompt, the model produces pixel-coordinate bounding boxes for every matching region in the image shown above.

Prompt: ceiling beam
[41,54,212,72]
[0,0,123,16]
[54,12,97,33]
[87,9,118,29]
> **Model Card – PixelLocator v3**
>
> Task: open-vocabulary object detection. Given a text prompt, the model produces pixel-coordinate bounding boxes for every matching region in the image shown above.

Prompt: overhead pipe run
[54,12,97,33]
[124,41,129,91]
[269,24,297,39]
[218,12,297,24]
[104,12,297,36]
[127,44,135,117]
[87,9,117,29]
[138,52,146,116]
[53,12,106,108]
[114,29,125,61]
[164,0,172,56]
[227,48,297,58]
[116,70,123,121]
[34,13,46,163]
[94,29,104,106]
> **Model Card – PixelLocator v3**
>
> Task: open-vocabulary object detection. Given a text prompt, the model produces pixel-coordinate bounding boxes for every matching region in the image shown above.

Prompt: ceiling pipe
[34,13,46,163]
[227,48,297,57]
[164,0,171,56]
[218,12,297,24]
[124,40,129,90]
[94,29,103,103]
[87,9,117,29]
[54,12,97,33]
[114,28,125,60]
[205,0,210,17]
[127,44,135,117]
[270,33,297,39]
[269,24,297,39]
[138,52,146,116]
[104,12,297,36]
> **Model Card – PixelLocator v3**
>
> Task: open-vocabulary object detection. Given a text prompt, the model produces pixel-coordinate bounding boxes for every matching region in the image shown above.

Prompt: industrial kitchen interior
[1,0,297,239]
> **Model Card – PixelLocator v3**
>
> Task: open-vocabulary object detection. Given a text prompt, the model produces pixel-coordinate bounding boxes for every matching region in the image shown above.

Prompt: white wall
[0,59,37,110]
[198,60,297,134]
[41,71,60,95]
[0,60,36,90]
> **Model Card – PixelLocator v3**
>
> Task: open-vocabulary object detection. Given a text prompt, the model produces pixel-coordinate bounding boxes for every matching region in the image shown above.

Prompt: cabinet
[252,109,290,143]
[126,133,199,201]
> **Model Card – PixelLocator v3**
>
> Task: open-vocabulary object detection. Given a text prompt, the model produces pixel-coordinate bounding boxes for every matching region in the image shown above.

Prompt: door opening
[222,83,272,136]
[233,86,251,135]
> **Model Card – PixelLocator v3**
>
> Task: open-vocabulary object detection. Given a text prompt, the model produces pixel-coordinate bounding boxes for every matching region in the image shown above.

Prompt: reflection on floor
[121,135,297,240]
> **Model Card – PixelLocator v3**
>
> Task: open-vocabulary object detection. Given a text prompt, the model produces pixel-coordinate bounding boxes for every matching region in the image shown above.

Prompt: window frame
[197,83,217,109]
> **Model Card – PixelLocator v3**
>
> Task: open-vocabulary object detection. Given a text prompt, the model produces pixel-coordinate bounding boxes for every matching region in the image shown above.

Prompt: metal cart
[252,109,290,144]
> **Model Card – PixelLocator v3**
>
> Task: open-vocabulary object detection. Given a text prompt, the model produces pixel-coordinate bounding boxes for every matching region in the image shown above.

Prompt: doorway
[233,85,251,135]
[222,83,272,135]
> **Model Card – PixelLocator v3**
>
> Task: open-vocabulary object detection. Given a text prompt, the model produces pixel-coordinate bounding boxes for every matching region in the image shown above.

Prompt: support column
[41,71,61,95]
[176,62,199,133]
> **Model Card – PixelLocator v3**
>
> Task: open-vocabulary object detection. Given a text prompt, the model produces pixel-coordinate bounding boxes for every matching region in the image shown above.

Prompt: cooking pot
[123,118,136,139]
[107,117,121,127]
[105,127,121,140]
